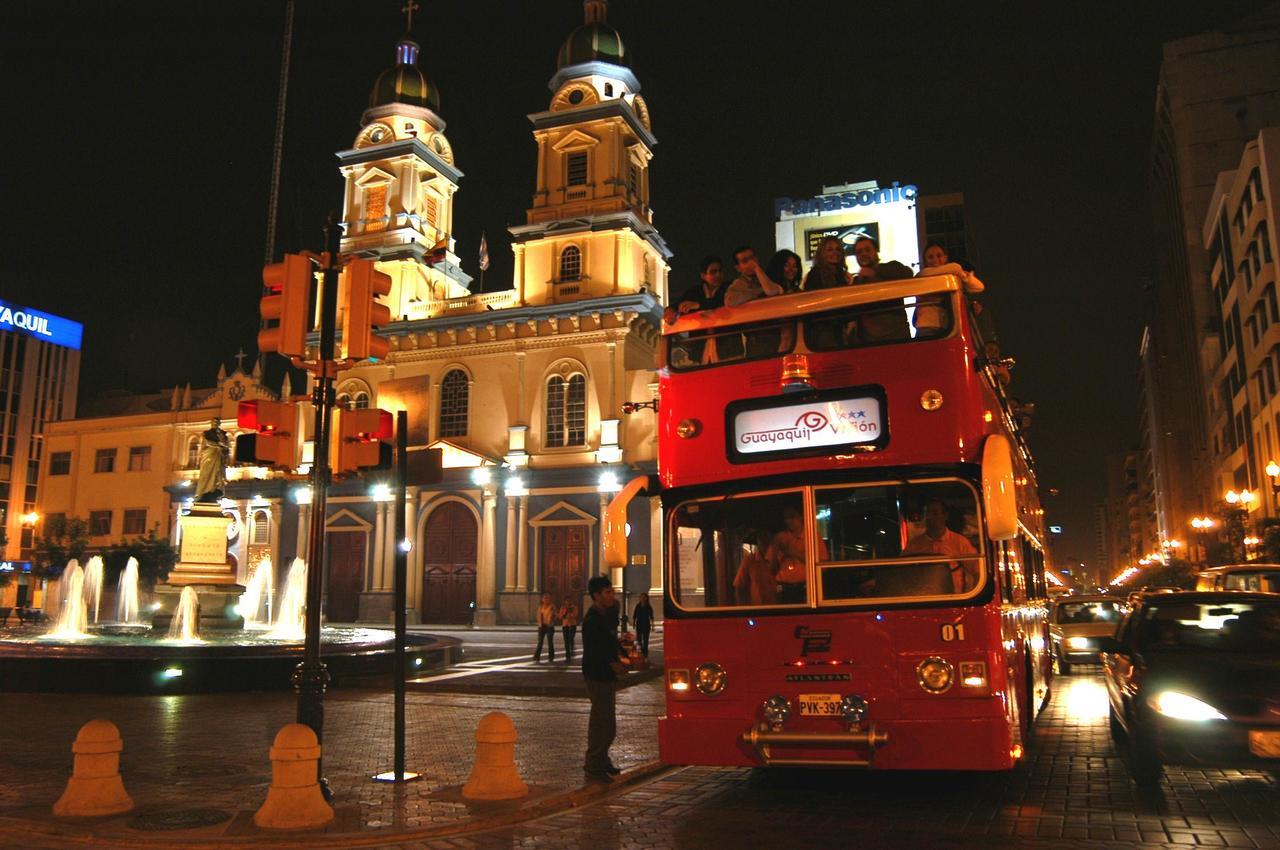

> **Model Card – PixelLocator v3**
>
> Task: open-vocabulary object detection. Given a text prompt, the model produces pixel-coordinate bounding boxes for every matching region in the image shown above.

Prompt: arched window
[545,373,587,448]
[251,510,270,546]
[186,436,200,469]
[439,369,469,437]
[559,245,582,282]
[353,392,370,410]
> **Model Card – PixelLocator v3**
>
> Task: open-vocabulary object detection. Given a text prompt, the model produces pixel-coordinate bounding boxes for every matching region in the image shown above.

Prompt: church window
[425,195,439,229]
[186,437,200,468]
[353,392,370,410]
[545,373,587,448]
[439,369,469,437]
[336,393,352,410]
[628,163,639,199]
[251,510,271,546]
[559,246,582,282]
[568,89,584,105]
[365,184,388,233]
[566,152,588,186]
[604,83,613,97]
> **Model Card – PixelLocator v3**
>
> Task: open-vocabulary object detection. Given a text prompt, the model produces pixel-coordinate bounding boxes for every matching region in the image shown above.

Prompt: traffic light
[258,253,313,358]
[340,258,392,362]
[333,407,393,474]
[235,400,300,469]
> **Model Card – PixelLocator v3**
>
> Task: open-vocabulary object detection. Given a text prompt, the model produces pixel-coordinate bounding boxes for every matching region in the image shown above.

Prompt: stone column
[372,502,386,592]
[475,490,498,625]
[598,492,610,580]
[295,504,310,564]
[515,496,529,592]
[649,496,664,593]
[382,502,396,593]
[504,499,518,591]
[268,503,282,572]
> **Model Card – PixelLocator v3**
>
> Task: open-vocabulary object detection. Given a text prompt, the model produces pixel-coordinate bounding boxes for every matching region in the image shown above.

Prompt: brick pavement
[4,670,1280,849]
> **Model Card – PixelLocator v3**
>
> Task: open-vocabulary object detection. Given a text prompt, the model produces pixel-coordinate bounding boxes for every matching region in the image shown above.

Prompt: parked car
[1099,591,1280,784]
[1195,564,1280,593]
[1049,595,1124,674]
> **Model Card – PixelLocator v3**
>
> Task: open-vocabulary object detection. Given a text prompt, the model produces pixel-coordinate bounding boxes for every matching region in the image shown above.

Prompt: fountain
[46,560,89,640]
[115,558,141,625]
[82,556,104,625]
[166,586,202,642]
[240,558,274,627]
[267,558,307,641]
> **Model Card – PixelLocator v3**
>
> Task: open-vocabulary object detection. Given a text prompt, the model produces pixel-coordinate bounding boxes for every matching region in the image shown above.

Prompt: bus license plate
[798,694,842,717]
[1249,730,1280,758]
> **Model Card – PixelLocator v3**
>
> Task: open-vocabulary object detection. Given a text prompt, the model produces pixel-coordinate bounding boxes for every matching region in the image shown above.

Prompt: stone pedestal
[154,503,245,632]
[358,591,393,623]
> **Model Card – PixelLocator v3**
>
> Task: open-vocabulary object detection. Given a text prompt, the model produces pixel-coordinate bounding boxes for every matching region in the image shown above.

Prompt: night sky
[3,0,1272,570]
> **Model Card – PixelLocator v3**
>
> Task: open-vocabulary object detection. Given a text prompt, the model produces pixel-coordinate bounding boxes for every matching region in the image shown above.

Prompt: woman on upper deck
[801,236,854,291]
[917,241,985,295]
[765,249,804,294]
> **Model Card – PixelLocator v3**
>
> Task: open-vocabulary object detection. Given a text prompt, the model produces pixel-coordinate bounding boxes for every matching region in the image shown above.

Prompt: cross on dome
[402,0,420,33]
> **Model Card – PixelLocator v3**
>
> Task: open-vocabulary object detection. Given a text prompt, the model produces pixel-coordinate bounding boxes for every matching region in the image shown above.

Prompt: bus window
[802,294,954,352]
[669,490,807,609]
[814,481,983,603]
[667,317,795,371]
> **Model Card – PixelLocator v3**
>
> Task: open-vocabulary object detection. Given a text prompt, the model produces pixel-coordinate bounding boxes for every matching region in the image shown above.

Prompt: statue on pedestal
[195,417,230,503]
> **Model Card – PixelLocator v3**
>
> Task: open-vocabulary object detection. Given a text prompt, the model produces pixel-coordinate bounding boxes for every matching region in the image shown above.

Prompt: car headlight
[1152,691,1226,721]
[762,695,791,729]
[1066,637,1091,650]
[695,662,727,696]
[916,657,954,694]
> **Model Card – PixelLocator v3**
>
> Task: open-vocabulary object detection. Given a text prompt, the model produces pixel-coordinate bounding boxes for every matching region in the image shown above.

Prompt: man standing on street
[582,575,627,781]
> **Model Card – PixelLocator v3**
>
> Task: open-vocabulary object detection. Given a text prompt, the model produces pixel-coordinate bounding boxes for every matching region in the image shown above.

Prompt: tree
[32,516,90,581]
[1134,558,1198,590]
[103,532,177,589]
[1259,518,1280,565]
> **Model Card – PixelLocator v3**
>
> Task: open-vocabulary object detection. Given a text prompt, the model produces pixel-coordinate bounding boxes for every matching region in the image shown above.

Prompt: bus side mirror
[603,475,657,570]
[982,435,1018,541]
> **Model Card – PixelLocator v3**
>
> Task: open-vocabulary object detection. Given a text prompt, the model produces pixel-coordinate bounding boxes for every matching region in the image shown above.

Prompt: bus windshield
[669,480,983,611]
[667,293,955,372]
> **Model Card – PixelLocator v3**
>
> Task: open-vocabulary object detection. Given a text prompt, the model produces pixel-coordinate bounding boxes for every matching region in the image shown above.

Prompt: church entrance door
[325,531,366,623]
[422,502,477,624]
[540,525,588,606]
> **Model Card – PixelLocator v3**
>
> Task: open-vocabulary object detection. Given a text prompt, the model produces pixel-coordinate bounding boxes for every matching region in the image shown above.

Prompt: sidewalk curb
[0,761,676,849]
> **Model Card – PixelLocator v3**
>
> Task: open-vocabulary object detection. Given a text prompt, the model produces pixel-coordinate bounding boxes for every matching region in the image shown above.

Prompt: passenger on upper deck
[851,237,913,284]
[765,249,804,294]
[918,241,985,294]
[802,236,855,291]
[724,246,785,307]
[903,498,979,593]
[664,255,726,324]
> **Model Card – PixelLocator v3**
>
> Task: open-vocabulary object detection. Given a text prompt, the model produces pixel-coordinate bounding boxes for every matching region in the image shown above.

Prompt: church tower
[337,27,472,322]
[509,0,671,306]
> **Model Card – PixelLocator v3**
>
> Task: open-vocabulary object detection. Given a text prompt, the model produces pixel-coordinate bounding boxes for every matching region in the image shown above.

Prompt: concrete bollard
[53,719,134,817]
[462,711,529,801]
[253,723,334,830]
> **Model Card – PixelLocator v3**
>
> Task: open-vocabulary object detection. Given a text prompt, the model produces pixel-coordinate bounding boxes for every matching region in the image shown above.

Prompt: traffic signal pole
[295,217,342,800]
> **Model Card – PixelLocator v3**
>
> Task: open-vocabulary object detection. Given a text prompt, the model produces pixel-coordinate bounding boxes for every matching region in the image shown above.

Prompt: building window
[425,194,439,229]
[603,82,613,97]
[566,152,588,186]
[365,184,388,233]
[186,437,200,469]
[439,369,469,437]
[353,392,370,410]
[251,510,270,545]
[559,245,582,282]
[89,510,112,537]
[545,373,587,448]
[128,446,151,472]
[123,509,147,536]
[49,451,71,475]
[628,163,639,198]
[93,449,116,474]
[46,512,66,532]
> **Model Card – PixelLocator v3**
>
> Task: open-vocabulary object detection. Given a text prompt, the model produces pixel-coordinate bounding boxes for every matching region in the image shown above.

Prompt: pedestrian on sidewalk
[560,596,580,662]
[582,575,628,781]
[633,593,653,656]
[534,593,557,662]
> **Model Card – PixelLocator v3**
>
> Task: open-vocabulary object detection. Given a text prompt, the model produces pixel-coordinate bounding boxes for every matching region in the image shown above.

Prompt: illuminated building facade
[0,302,81,607]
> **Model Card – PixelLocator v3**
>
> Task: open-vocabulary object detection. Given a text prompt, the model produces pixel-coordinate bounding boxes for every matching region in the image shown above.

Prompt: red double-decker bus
[606,274,1052,770]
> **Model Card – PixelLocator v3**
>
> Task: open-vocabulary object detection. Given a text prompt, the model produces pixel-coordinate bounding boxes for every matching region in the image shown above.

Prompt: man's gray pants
[584,678,618,772]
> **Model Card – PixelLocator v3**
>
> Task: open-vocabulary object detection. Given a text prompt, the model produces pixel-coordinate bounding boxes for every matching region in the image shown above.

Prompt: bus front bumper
[738,725,890,767]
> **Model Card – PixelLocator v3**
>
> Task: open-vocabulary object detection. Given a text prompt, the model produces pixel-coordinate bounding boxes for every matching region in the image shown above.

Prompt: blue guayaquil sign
[775,181,919,220]
[0,301,82,350]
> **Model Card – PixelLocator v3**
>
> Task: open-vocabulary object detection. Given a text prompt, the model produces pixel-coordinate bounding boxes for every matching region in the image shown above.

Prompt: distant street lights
[1190,516,1217,566]
[1223,489,1256,562]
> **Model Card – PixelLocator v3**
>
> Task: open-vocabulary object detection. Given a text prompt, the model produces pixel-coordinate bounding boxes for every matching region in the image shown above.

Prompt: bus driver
[904,498,978,593]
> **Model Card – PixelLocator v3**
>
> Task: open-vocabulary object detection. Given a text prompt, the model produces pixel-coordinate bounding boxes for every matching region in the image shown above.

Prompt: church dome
[369,39,440,112]
[556,21,628,69]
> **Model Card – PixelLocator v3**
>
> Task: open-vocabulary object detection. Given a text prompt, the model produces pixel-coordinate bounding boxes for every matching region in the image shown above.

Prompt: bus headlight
[762,695,791,729]
[916,657,954,693]
[840,694,868,725]
[695,662,727,695]
[668,669,690,692]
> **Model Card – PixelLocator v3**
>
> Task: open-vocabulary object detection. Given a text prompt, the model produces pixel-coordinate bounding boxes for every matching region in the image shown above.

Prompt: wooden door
[325,531,366,622]
[540,525,588,604]
[422,502,477,624]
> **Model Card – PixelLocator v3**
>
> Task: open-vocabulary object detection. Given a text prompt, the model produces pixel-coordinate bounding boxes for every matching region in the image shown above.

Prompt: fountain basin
[0,628,460,694]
